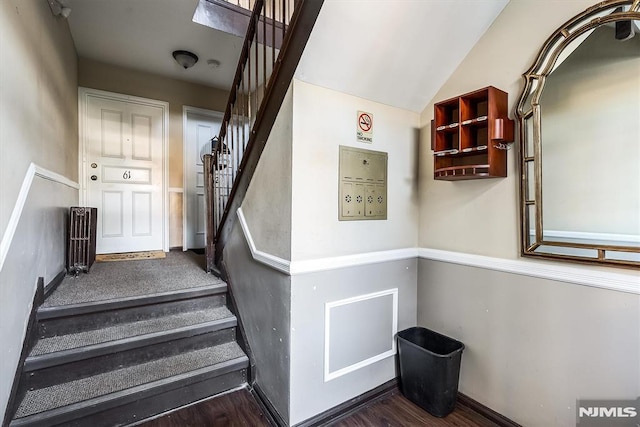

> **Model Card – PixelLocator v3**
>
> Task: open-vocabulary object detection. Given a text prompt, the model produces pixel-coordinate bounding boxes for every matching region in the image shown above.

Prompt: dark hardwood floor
[137,387,501,427]
[137,388,271,427]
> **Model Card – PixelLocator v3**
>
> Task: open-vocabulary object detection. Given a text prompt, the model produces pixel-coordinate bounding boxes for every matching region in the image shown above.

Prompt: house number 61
[123,170,131,180]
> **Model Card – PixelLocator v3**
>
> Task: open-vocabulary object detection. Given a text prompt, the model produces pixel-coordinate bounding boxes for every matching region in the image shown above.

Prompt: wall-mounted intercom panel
[339,146,387,221]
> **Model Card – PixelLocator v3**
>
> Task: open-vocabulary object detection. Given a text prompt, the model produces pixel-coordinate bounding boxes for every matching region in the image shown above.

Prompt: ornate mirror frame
[516,0,640,268]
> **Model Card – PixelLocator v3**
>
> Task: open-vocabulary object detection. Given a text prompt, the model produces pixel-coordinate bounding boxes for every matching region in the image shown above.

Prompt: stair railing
[204,0,323,271]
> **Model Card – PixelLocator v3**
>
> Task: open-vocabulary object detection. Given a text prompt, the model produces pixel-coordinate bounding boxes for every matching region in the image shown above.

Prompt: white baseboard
[0,163,79,274]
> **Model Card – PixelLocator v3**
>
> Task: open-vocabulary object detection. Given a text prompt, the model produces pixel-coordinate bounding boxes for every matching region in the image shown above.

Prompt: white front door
[184,109,223,249]
[83,91,166,254]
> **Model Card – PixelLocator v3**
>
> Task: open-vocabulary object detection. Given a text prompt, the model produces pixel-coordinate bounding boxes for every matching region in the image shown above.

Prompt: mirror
[517,1,640,267]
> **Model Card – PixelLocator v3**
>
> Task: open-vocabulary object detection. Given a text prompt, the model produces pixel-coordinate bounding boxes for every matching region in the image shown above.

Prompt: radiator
[67,207,97,274]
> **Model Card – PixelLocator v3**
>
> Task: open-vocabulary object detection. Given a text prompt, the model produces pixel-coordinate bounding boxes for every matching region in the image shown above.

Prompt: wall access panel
[338,146,388,221]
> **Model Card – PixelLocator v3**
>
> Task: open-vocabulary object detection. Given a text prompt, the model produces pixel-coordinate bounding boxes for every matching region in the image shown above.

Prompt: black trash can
[397,327,465,417]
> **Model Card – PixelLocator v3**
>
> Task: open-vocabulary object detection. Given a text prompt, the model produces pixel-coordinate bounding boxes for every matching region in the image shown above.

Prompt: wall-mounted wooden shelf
[432,86,514,181]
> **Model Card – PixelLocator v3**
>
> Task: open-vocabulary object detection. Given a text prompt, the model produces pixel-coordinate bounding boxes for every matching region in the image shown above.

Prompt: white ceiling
[296,0,509,112]
[64,0,508,111]
[65,0,244,90]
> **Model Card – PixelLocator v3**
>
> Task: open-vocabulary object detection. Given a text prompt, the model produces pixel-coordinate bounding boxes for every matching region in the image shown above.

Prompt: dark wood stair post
[204,153,216,273]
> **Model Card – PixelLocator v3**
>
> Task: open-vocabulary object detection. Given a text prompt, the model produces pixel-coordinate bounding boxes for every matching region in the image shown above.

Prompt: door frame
[182,106,224,250]
[78,87,170,252]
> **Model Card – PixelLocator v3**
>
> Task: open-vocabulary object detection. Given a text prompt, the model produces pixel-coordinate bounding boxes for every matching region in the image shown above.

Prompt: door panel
[132,114,152,160]
[102,191,124,237]
[86,95,164,254]
[100,110,124,158]
[132,191,153,236]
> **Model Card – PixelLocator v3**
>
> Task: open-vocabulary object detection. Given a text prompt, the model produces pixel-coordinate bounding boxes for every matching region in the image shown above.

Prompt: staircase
[8,255,249,427]
[6,0,324,423]
[204,0,324,270]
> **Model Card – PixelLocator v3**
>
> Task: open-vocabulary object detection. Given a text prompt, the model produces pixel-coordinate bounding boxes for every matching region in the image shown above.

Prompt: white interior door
[84,93,165,254]
[184,109,222,249]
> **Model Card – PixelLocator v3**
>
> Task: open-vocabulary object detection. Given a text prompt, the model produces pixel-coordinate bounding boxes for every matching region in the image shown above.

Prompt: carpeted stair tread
[30,306,233,356]
[15,342,246,419]
[44,251,224,307]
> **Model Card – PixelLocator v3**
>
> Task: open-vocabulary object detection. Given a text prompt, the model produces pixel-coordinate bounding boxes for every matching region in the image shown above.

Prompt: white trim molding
[168,187,184,193]
[0,163,79,273]
[324,288,398,382]
[237,208,417,275]
[236,208,639,294]
[237,208,291,274]
[290,247,418,275]
[419,248,640,295]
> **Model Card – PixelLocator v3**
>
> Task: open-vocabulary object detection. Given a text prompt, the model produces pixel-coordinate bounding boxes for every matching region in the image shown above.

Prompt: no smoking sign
[356,111,373,143]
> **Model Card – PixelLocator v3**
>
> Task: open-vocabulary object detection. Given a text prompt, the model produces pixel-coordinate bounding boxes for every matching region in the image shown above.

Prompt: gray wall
[286,78,420,424]
[0,0,78,238]
[418,259,640,427]
[416,2,640,424]
[290,79,419,261]
[0,0,78,418]
[418,0,598,258]
[223,221,291,421]
[242,86,293,259]
[0,179,78,420]
[225,84,294,421]
[290,259,417,424]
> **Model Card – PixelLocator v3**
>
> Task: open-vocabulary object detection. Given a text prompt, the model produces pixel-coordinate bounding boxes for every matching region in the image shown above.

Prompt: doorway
[79,88,169,254]
[183,107,223,250]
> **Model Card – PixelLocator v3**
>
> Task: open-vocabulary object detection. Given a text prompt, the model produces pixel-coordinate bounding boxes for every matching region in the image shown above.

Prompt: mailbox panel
[339,146,387,221]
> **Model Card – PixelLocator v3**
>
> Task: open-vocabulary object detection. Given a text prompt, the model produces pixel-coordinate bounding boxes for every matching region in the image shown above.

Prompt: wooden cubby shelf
[432,86,514,181]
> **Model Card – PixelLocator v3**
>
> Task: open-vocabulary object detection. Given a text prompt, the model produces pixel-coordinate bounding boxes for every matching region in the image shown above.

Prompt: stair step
[26,307,235,371]
[37,284,228,338]
[12,342,248,426]
[38,283,228,320]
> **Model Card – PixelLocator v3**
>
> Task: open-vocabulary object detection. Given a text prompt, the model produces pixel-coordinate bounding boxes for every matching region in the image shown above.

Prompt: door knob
[91,175,97,181]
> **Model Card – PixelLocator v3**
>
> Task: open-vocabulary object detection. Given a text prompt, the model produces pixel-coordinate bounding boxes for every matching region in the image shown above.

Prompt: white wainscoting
[324,288,398,382]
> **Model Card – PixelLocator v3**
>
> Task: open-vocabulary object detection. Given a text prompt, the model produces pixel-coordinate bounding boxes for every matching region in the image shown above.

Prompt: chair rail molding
[236,208,418,276]
[237,209,639,294]
[418,248,640,295]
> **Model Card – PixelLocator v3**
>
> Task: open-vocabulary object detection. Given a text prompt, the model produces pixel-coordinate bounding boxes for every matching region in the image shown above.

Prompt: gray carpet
[44,251,224,307]
[31,306,233,356]
[15,342,246,419]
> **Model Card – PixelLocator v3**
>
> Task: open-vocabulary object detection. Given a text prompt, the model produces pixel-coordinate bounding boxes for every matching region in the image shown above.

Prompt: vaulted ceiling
[296,0,509,112]
[64,0,508,113]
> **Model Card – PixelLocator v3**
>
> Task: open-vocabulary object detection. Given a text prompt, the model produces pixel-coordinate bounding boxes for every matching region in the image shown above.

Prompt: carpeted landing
[45,250,222,307]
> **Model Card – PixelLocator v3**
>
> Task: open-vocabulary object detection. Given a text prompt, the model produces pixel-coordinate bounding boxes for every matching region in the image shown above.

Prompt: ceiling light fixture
[172,50,199,69]
[47,0,71,18]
